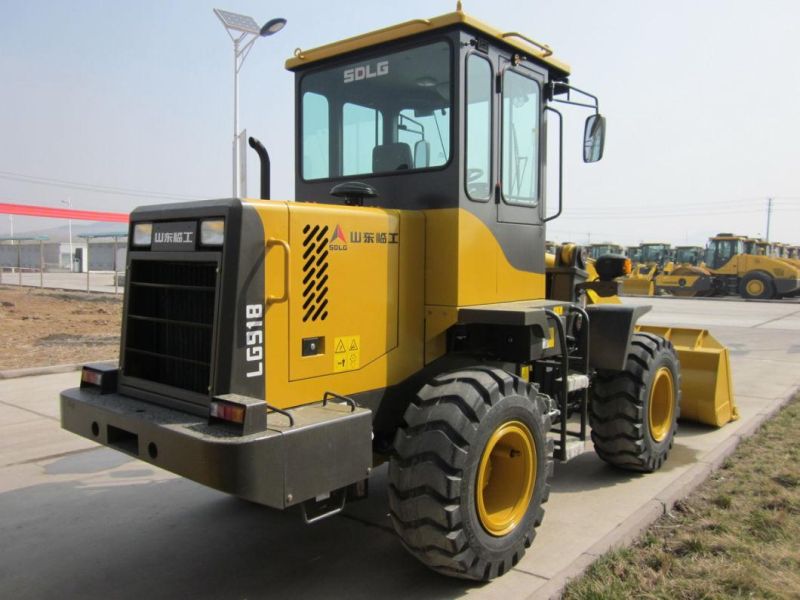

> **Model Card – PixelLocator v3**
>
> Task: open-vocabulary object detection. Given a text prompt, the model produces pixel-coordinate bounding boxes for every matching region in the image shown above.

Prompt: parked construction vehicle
[60,7,738,581]
[587,243,624,260]
[772,242,800,269]
[651,245,714,297]
[705,234,800,298]
[620,242,673,295]
[654,234,800,299]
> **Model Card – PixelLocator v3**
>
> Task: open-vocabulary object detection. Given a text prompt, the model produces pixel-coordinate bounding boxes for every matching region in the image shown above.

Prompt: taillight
[80,364,118,394]
[209,400,246,424]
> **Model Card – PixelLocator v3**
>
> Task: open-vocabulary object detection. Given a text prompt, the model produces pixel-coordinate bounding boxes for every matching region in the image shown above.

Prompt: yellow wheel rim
[476,421,536,537]
[746,280,764,296]
[648,367,675,442]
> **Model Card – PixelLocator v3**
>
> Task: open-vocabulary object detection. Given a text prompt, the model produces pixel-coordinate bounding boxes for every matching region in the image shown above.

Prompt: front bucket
[620,277,654,296]
[636,325,739,427]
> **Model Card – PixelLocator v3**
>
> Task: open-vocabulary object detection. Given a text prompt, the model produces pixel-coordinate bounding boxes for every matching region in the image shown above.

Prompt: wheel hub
[648,367,675,442]
[476,421,536,536]
[746,280,764,296]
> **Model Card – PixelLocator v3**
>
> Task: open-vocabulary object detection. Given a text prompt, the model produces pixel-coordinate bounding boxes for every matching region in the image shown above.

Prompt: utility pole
[765,197,773,241]
[61,198,74,271]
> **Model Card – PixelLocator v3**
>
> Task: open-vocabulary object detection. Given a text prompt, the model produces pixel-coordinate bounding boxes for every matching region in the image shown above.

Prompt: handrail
[501,32,553,56]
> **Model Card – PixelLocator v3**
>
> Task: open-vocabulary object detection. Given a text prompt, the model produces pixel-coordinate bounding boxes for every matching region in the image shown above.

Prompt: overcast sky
[1,0,798,245]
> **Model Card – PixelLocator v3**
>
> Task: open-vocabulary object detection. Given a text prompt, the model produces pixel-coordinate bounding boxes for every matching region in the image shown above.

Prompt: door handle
[266,238,290,304]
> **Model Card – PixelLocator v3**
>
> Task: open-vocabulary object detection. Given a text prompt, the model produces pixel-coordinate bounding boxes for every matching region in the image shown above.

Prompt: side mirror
[583,114,606,163]
[414,140,430,168]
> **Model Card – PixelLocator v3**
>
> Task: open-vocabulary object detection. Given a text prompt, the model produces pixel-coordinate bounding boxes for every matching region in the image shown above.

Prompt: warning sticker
[334,335,360,372]
[542,327,556,350]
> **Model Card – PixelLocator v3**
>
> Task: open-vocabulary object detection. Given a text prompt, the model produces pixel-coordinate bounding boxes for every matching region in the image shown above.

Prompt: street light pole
[214,9,286,198]
[233,35,240,197]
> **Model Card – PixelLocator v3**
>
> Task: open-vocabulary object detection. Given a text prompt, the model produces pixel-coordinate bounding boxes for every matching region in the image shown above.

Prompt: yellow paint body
[620,263,656,296]
[247,201,544,409]
[713,253,800,280]
[243,200,737,431]
[286,10,570,76]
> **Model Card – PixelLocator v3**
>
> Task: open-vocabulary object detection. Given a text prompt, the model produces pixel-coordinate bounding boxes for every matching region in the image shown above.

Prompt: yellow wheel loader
[60,7,737,582]
[619,242,672,296]
[653,245,715,297]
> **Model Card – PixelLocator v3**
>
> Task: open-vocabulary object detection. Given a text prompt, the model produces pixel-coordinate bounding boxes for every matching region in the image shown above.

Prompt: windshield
[675,248,699,264]
[640,244,670,263]
[300,41,452,181]
[589,245,621,258]
[706,239,741,268]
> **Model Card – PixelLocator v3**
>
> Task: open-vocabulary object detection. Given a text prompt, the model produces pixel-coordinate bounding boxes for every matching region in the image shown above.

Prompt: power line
[562,203,800,220]
[564,197,800,215]
[0,170,205,201]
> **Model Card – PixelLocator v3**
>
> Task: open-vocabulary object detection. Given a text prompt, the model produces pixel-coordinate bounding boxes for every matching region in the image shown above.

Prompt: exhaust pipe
[248,136,271,200]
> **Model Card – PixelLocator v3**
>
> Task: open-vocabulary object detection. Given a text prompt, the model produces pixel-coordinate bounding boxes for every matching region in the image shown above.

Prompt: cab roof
[285,9,570,78]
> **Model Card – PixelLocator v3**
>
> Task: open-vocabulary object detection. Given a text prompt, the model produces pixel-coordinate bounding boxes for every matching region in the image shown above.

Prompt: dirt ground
[0,285,121,370]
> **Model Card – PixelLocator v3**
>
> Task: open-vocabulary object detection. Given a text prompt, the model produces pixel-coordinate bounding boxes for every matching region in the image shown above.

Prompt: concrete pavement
[0,297,798,599]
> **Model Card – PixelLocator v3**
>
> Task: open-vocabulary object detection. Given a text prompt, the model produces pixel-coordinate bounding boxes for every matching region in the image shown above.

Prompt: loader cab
[625,246,642,263]
[705,235,744,269]
[639,243,671,266]
[755,240,774,257]
[287,10,603,260]
[674,246,703,266]
[588,243,623,259]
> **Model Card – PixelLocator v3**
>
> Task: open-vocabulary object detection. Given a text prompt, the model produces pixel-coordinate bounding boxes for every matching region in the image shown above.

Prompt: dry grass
[564,395,800,600]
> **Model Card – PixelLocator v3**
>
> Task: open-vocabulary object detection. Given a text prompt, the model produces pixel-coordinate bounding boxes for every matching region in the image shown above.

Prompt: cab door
[496,56,546,225]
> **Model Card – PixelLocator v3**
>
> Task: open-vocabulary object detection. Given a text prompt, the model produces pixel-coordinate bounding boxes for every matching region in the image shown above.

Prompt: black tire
[740,271,775,300]
[388,367,553,581]
[589,332,681,472]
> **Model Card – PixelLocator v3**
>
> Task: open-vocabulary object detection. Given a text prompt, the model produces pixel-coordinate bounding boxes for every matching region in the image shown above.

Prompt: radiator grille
[123,260,217,395]
[301,224,330,322]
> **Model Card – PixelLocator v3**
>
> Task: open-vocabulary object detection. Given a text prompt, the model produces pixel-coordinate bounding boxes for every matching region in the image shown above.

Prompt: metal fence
[0,235,127,294]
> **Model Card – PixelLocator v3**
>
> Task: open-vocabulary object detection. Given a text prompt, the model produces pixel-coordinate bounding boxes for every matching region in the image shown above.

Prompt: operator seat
[373,143,413,172]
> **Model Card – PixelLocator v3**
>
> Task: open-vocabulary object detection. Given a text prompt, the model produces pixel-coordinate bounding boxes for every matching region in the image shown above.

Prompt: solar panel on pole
[213,9,261,35]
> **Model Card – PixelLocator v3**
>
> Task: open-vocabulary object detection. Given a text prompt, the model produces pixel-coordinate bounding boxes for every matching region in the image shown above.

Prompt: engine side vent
[301,224,330,322]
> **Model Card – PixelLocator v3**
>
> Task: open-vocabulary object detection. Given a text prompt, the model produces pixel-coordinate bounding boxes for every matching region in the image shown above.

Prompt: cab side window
[502,70,540,205]
[465,55,492,201]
